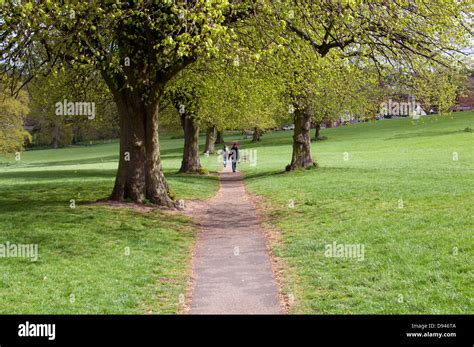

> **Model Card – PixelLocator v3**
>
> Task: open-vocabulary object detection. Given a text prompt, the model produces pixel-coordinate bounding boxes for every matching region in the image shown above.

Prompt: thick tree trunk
[286,109,316,171]
[72,126,80,145]
[111,92,146,202]
[52,124,60,149]
[108,89,174,206]
[215,130,224,144]
[145,101,175,206]
[204,125,216,154]
[179,114,201,174]
[314,122,322,140]
[252,127,261,142]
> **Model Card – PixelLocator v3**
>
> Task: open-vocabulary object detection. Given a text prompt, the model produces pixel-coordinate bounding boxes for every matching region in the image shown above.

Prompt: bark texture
[252,127,262,142]
[314,122,322,140]
[107,87,174,206]
[215,130,224,144]
[179,113,202,173]
[286,109,316,171]
[52,124,60,149]
[204,125,216,154]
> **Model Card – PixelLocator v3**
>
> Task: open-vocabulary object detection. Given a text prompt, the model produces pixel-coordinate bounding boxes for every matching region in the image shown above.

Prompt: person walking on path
[222,145,229,168]
[229,142,240,173]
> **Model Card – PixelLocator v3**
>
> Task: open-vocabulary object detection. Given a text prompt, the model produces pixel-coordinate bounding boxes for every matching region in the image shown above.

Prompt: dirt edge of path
[180,195,217,314]
[244,189,292,314]
[183,170,286,314]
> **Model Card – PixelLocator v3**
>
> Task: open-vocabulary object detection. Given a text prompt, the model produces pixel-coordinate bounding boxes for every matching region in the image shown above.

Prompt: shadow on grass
[243,169,287,180]
[0,168,219,215]
[19,155,119,168]
[0,145,184,169]
[164,172,220,184]
[0,169,117,180]
[243,166,382,181]
[385,129,464,140]
[0,179,112,215]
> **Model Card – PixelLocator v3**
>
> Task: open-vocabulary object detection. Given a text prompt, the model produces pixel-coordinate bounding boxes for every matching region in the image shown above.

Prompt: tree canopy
[1,0,471,204]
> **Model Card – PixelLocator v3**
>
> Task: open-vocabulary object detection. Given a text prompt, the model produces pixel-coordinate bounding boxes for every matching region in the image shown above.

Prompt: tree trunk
[145,100,175,206]
[314,122,322,140]
[215,130,224,144]
[108,89,174,206]
[286,109,315,171]
[52,124,60,149]
[252,127,261,142]
[179,113,201,174]
[72,126,80,145]
[204,125,216,154]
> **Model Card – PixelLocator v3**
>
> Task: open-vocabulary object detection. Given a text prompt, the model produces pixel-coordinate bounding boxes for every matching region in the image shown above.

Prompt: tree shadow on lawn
[0,204,193,259]
[165,172,219,182]
[243,169,287,181]
[0,145,185,169]
[0,181,194,254]
[0,181,113,215]
[0,169,117,181]
[0,169,116,215]
[0,167,218,186]
[385,129,464,140]
[16,155,119,168]
[0,169,219,215]
[245,137,293,149]
[243,166,379,181]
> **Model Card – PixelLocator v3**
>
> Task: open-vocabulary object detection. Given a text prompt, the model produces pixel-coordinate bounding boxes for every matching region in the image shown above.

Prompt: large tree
[270,41,382,170]
[166,84,202,174]
[265,0,472,170]
[1,0,251,206]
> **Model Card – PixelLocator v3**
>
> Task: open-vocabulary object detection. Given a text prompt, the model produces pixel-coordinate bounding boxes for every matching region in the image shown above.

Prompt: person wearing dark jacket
[229,143,240,173]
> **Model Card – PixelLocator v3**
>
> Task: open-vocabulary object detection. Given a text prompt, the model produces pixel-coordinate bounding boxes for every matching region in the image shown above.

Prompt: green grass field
[241,112,473,314]
[0,135,219,314]
[0,113,472,314]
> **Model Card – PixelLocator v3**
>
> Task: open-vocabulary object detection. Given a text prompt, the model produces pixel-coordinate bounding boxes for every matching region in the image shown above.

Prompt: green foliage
[1,0,246,99]
[198,58,285,131]
[0,86,30,154]
[33,124,74,148]
[413,65,467,113]
[269,0,471,68]
[276,44,384,122]
[2,0,469,138]
[261,0,472,124]
[165,83,200,122]
[26,67,118,148]
[162,44,286,132]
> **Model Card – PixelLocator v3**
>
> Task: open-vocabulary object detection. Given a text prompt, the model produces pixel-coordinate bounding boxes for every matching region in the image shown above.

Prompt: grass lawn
[0,135,219,314]
[241,112,473,314]
[1,113,472,314]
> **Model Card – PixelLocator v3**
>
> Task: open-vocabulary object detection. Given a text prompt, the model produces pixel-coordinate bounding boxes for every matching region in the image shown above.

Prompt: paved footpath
[190,165,282,314]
